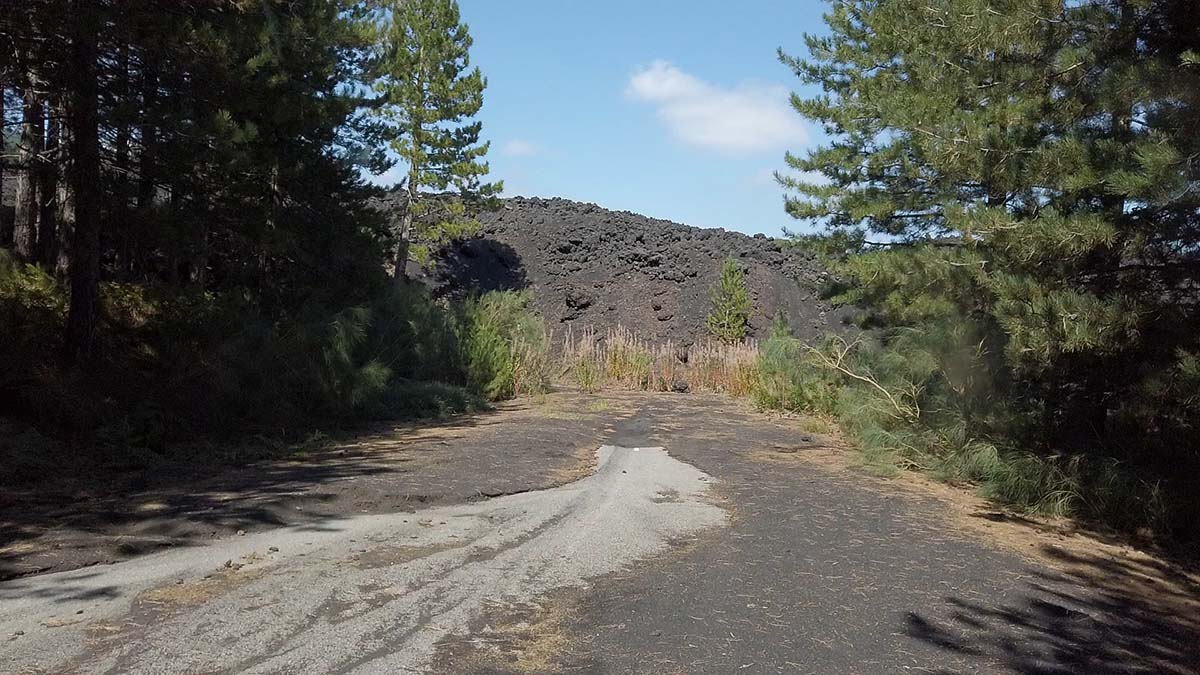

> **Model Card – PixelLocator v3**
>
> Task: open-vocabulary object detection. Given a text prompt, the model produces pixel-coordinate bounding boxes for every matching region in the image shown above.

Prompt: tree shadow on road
[904,543,1200,674]
[0,569,124,605]
[0,408,510,582]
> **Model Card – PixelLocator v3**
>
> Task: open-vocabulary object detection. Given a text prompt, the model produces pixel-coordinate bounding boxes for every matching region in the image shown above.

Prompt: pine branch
[807,337,921,422]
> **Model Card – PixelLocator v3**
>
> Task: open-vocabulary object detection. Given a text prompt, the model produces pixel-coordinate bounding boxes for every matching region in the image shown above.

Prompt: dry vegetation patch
[434,593,588,674]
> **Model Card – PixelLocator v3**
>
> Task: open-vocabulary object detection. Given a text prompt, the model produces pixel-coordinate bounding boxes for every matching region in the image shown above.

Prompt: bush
[749,323,1175,535]
[751,319,839,413]
[460,291,550,401]
[0,419,63,485]
[362,283,464,384]
[367,380,487,420]
[573,355,602,393]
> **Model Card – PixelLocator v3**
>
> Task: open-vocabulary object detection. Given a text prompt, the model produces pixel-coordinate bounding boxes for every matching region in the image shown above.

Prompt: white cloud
[627,61,809,154]
[500,139,543,157]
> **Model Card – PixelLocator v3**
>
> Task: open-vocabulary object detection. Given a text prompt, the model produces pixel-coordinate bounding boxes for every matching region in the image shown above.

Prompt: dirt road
[2,392,1198,674]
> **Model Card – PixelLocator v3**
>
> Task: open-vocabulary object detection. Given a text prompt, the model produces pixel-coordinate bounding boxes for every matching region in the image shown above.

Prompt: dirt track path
[2,392,1198,674]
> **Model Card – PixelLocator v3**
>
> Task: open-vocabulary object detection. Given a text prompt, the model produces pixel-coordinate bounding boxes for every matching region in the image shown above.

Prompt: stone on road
[0,445,725,674]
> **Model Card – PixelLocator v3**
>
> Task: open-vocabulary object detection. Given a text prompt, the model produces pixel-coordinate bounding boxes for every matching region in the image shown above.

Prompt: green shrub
[745,312,1174,535]
[706,258,751,344]
[572,355,601,393]
[460,291,549,401]
[751,319,838,414]
[368,380,487,420]
[362,283,464,384]
[0,255,550,466]
[0,420,63,484]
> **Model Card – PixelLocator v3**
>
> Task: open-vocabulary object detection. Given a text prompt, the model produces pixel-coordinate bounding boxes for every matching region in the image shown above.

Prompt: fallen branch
[806,337,921,422]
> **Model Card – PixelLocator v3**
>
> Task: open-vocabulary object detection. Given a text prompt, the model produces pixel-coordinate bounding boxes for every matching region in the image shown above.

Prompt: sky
[376,0,832,237]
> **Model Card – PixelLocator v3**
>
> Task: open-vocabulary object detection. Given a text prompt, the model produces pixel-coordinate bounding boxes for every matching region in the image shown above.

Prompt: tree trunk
[63,1,102,367]
[137,62,158,210]
[1081,0,1139,438]
[113,44,133,278]
[393,210,413,281]
[131,60,160,280]
[55,101,74,279]
[393,172,416,282]
[37,100,59,266]
[166,185,182,286]
[0,77,5,196]
[0,79,10,248]
[13,83,44,262]
[55,173,74,279]
[114,45,130,180]
[190,228,209,288]
[393,85,423,283]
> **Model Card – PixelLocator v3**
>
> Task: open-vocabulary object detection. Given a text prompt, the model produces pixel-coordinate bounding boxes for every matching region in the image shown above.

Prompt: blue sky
[450,0,832,237]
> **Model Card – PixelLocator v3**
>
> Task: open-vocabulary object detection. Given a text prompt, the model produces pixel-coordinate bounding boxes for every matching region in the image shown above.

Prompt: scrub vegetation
[765,0,1200,540]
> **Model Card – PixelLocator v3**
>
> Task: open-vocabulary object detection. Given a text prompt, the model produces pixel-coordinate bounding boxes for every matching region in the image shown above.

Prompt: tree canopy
[0,1,501,360]
[370,0,500,276]
[781,0,1199,474]
[0,0,516,442]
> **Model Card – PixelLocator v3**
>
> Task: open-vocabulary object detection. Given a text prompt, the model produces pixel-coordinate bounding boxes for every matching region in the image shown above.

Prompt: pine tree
[62,0,102,365]
[707,258,752,344]
[780,1,1200,448]
[12,64,43,263]
[0,84,7,247]
[370,0,499,280]
[0,1,390,365]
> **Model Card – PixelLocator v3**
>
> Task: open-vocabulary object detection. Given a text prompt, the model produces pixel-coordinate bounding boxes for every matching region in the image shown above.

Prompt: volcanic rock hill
[426,196,845,345]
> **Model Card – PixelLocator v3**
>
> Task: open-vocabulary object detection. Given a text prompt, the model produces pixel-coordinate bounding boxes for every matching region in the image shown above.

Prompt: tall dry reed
[560,325,758,395]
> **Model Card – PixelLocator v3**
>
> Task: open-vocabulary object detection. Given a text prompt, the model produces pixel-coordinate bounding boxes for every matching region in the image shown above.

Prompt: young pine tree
[707,258,751,345]
[779,1,1200,450]
[371,0,500,280]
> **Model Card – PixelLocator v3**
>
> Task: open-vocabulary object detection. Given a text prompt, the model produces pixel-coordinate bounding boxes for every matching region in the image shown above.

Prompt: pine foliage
[707,258,752,344]
[780,0,1200,535]
[370,0,500,275]
[0,1,535,456]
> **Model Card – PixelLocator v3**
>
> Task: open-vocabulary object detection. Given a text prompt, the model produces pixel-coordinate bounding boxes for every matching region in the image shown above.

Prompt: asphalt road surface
[2,393,1197,674]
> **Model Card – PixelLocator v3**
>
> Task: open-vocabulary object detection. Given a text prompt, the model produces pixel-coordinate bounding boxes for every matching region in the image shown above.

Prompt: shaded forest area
[0,1,539,477]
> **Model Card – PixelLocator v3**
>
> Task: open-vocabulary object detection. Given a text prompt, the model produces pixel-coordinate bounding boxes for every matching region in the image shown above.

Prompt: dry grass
[138,559,268,606]
[433,593,588,674]
[560,325,758,396]
[546,444,600,485]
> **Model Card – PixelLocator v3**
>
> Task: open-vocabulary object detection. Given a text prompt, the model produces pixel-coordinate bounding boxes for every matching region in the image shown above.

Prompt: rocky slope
[423,196,844,345]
